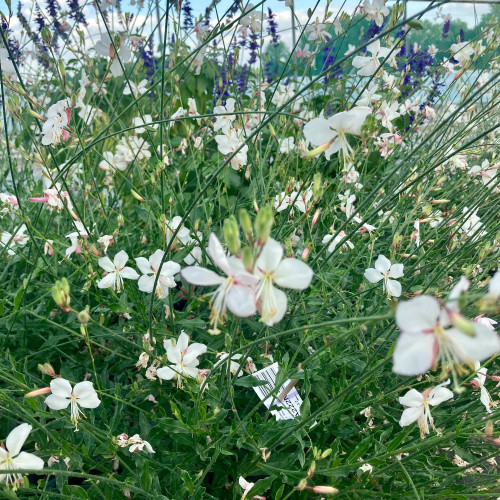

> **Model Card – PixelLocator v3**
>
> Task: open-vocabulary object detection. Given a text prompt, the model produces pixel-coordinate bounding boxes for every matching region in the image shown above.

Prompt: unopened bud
[312,172,322,201]
[309,485,339,495]
[52,278,71,312]
[25,386,52,398]
[78,306,91,324]
[296,479,308,491]
[131,189,148,202]
[241,246,254,271]
[58,59,66,80]
[38,363,56,377]
[301,244,311,261]
[320,448,332,459]
[117,214,124,227]
[254,205,274,245]
[41,27,52,44]
[448,311,476,337]
[312,209,321,229]
[308,460,316,477]
[239,209,253,241]
[223,215,241,255]
[485,420,493,437]
[304,142,331,158]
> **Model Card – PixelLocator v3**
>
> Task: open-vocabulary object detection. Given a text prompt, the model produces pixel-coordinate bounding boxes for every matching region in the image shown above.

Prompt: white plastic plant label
[251,362,302,421]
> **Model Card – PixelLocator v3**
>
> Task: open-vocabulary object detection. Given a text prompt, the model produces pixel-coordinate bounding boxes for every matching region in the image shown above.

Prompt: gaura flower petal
[447,325,500,363]
[226,284,257,317]
[97,273,116,289]
[183,343,208,365]
[255,238,283,274]
[392,331,437,376]
[374,255,391,274]
[114,250,129,270]
[135,256,152,275]
[208,233,231,275]
[177,331,189,353]
[395,296,440,334]
[98,256,115,273]
[428,385,453,406]
[12,451,44,471]
[274,258,313,289]
[399,388,424,408]
[181,266,225,286]
[120,266,140,280]
[6,423,32,457]
[399,405,423,427]
[389,263,404,279]
[50,378,72,398]
[45,394,72,410]
[364,268,383,283]
[386,279,402,298]
[157,366,176,380]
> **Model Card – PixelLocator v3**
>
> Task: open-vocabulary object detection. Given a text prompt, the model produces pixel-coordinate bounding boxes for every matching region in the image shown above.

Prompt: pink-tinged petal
[181,266,225,286]
[12,452,44,470]
[364,268,383,283]
[45,394,71,410]
[395,296,441,334]
[149,249,165,272]
[303,117,335,146]
[480,386,492,413]
[389,263,404,279]
[50,378,72,398]
[113,250,129,270]
[98,256,115,272]
[399,389,424,408]
[138,275,155,293]
[72,381,95,399]
[160,261,181,277]
[157,366,176,380]
[97,273,116,289]
[374,255,391,274]
[428,386,453,406]
[274,258,313,289]
[447,324,500,363]
[399,406,423,427]
[255,238,283,274]
[120,266,139,280]
[183,343,208,365]
[135,257,152,275]
[177,332,189,353]
[6,423,32,456]
[392,331,436,376]
[261,287,288,326]
[208,233,231,275]
[387,279,402,298]
[226,284,257,317]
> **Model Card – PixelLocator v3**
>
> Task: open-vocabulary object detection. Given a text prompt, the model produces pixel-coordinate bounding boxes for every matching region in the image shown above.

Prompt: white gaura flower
[0,48,17,79]
[375,101,401,131]
[322,230,354,253]
[41,99,70,146]
[253,238,313,326]
[157,331,207,387]
[392,295,500,377]
[279,137,295,154]
[214,352,256,376]
[135,250,180,299]
[362,0,390,27]
[133,115,157,134]
[238,3,263,35]
[449,41,474,67]
[214,130,248,171]
[45,378,101,430]
[97,250,139,291]
[304,17,332,43]
[364,254,404,298]
[213,98,236,134]
[94,33,131,77]
[303,107,371,160]
[123,79,149,98]
[399,381,454,438]
[0,423,44,488]
[352,39,397,76]
[181,233,258,334]
[471,361,493,413]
